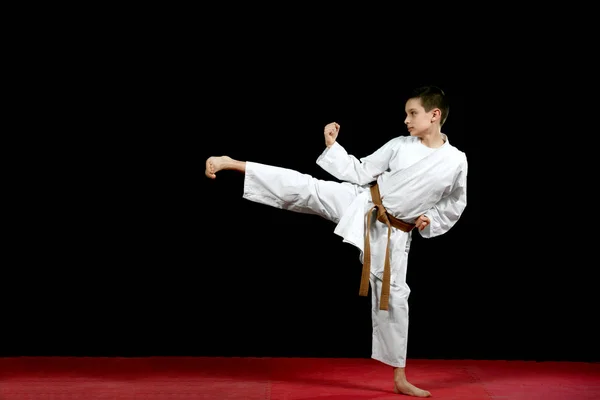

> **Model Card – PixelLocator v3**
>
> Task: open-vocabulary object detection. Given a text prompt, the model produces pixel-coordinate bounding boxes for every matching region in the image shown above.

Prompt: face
[404,98,437,137]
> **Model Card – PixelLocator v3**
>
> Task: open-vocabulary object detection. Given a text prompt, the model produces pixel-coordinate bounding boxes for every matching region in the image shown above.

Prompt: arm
[418,156,468,238]
[316,122,397,185]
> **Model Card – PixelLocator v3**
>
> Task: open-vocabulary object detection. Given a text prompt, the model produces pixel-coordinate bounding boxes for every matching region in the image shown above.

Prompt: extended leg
[205,156,361,222]
[243,161,361,223]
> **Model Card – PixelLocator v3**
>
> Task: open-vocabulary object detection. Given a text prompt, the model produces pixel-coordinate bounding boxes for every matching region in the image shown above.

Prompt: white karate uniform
[242,134,468,367]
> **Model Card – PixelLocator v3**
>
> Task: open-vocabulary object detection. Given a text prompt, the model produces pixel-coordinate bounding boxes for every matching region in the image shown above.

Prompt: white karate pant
[243,161,411,368]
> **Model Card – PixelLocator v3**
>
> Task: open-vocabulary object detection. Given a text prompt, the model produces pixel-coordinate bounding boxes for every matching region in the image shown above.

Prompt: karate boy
[205,85,468,397]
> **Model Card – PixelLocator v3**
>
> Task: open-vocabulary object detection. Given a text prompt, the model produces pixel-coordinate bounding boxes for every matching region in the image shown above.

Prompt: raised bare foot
[205,156,232,179]
[393,380,431,397]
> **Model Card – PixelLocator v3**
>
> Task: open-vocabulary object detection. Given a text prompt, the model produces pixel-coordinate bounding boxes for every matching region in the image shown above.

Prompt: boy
[205,86,467,397]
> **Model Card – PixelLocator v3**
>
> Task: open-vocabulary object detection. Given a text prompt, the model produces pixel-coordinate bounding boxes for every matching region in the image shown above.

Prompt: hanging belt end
[379,295,390,311]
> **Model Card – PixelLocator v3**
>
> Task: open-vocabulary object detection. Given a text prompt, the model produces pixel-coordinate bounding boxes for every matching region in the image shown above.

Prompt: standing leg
[369,241,431,397]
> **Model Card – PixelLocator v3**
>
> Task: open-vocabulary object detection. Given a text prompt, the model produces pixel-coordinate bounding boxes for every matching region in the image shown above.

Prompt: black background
[3,21,597,364]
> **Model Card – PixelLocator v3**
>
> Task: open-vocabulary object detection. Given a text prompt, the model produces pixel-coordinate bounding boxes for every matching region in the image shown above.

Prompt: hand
[415,215,430,231]
[324,122,340,147]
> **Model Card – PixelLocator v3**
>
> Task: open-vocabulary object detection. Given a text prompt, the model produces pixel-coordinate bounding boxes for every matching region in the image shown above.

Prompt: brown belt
[360,183,415,311]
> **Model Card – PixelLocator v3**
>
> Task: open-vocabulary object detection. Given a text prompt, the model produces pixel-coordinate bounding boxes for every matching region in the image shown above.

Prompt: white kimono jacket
[316,134,468,282]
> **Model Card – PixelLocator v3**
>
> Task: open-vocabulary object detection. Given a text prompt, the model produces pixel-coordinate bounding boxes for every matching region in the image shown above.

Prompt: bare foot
[205,156,233,179]
[393,380,431,397]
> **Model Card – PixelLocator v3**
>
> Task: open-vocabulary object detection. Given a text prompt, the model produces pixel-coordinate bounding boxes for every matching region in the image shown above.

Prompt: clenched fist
[324,122,340,147]
[415,214,430,231]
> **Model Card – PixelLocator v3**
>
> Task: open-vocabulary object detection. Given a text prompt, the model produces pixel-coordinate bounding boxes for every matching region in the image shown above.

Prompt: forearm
[316,142,378,185]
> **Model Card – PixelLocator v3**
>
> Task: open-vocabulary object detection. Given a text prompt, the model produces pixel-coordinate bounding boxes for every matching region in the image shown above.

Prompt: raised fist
[324,122,340,147]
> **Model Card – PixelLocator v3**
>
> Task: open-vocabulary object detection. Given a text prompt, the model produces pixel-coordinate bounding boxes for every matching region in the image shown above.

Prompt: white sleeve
[420,156,468,238]
[316,138,398,185]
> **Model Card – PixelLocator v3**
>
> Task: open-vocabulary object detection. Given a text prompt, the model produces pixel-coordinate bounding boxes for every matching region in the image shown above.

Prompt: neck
[419,128,445,148]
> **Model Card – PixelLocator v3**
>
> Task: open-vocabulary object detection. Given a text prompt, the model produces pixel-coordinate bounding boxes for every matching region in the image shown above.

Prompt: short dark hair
[410,86,450,127]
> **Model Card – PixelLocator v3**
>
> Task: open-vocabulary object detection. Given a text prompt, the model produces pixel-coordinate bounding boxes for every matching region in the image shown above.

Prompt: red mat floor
[1,357,599,399]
